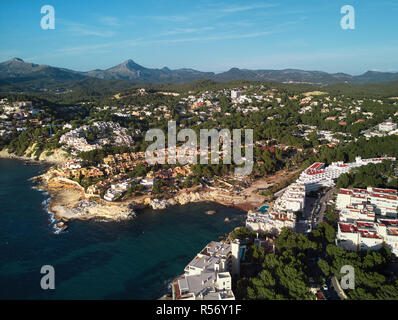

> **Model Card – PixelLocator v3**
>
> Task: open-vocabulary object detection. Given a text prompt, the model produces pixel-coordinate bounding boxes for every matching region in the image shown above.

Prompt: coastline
[34,174,137,222]
[39,179,250,222]
[0,152,51,165]
[0,159,245,299]
[0,152,299,299]
[0,147,71,165]
[31,165,300,224]
[31,168,254,223]
[2,148,300,226]
[0,150,258,217]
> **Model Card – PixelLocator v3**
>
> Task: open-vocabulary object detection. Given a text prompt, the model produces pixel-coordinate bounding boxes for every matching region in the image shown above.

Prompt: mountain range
[1,58,398,88]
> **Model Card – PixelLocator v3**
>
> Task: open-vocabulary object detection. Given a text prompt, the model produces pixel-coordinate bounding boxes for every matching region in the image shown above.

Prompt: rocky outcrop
[38,148,71,163]
[51,198,137,222]
[147,198,170,210]
[174,192,205,205]
[148,190,246,211]
[33,166,249,225]
[0,145,71,164]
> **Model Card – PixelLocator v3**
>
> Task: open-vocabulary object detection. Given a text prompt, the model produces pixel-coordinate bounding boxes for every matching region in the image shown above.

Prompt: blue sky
[0,0,397,74]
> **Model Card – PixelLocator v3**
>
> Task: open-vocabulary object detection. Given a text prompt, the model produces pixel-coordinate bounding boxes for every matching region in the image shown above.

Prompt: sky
[0,0,397,75]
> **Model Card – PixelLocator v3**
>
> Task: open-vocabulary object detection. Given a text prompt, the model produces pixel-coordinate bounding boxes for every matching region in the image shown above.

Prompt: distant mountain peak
[123,59,136,65]
[9,57,25,63]
[1,57,398,86]
[364,70,383,74]
[117,59,145,70]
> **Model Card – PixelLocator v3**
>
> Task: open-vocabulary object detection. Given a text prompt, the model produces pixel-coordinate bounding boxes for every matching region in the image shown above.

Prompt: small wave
[40,194,64,234]
[32,186,49,196]
[53,226,67,235]
[96,219,112,223]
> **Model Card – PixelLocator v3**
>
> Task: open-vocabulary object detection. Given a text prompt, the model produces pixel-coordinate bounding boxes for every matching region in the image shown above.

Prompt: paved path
[331,276,348,300]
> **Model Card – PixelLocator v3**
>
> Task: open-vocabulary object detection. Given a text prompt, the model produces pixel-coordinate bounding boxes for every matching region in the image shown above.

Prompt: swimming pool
[258,205,270,213]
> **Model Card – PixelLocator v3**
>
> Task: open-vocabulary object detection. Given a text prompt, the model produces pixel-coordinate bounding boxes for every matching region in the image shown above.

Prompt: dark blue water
[0,159,245,299]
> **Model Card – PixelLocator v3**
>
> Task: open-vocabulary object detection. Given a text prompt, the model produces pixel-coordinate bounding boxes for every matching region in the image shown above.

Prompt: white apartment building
[336,187,397,218]
[14,101,32,108]
[338,203,376,222]
[245,157,396,237]
[140,178,154,187]
[184,242,233,276]
[173,272,234,300]
[104,181,130,201]
[246,210,296,235]
[59,121,134,153]
[377,218,398,256]
[336,187,398,256]
[297,162,341,193]
[337,220,384,252]
[62,161,82,170]
[296,157,396,194]
[379,122,397,132]
[273,183,306,212]
[337,218,398,256]
[172,241,239,300]
[230,90,241,100]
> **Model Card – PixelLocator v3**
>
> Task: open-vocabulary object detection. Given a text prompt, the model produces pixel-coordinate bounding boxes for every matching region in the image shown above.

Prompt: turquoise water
[0,159,245,299]
[258,205,269,213]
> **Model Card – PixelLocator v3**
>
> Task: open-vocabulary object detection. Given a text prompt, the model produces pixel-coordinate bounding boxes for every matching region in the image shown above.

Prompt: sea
[0,159,246,299]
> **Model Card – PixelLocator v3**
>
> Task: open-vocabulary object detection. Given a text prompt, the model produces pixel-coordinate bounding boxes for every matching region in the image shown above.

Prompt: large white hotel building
[296,156,396,194]
[336,187,398,256]
[245,156,396,236]
[172,240,240,300]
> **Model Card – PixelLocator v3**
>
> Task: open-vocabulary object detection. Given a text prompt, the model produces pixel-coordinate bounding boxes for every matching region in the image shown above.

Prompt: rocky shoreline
[4,151,300,229]
[32,174,137,223]
[3,148,300,225]
[12,150,301,226]
[0,146,71,165]
[145,190,257,212]
[31,166,258,226]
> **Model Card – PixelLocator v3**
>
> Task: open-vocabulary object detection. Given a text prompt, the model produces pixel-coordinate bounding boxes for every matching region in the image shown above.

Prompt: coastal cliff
[33,169,136,222]
[0,145,71,164]
[146,189,252,211]
[33,167,254,223]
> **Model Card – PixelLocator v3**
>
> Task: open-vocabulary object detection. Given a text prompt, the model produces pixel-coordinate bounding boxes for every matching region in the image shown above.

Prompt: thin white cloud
[57,29,278,56]
[221,3,279,13]
[58,19,115,38]
[143,2,279,23]
[99,16,121,27]
[160,27,215,36]
[147,15,191,22]
[50,15,306,59]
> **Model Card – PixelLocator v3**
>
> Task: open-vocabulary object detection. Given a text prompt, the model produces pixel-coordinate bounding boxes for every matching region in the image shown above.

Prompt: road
[296,187,335,234]
[313,188,335,227]
[295,196,317,234]
[331,276,348,300]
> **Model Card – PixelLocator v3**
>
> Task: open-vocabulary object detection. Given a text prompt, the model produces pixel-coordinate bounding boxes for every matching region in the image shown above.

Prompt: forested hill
[1,58,398,94]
